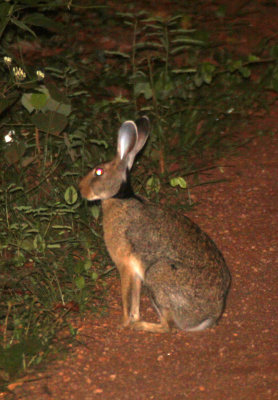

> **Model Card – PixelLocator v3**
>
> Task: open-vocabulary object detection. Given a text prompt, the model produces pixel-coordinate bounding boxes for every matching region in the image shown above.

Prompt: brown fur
[79,117,231,333]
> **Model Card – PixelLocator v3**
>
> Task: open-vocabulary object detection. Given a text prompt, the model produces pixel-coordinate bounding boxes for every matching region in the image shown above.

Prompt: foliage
[0,0,109,387]
[0,0,277,386]
[91,11,278,182]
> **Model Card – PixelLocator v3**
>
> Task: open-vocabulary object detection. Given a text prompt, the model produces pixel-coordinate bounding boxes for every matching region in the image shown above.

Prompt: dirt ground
[2,1,278,399]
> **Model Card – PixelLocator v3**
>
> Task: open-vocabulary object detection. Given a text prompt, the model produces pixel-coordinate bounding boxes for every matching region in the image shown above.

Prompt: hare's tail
[185,317,215,332]
[172,312,216,332]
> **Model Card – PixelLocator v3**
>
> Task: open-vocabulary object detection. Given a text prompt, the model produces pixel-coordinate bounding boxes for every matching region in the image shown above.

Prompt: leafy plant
[96,11,277,180]
[0,0,110,385]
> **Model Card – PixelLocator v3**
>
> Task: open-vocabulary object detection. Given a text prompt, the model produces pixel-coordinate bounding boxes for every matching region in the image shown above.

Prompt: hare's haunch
[79,116,231,333]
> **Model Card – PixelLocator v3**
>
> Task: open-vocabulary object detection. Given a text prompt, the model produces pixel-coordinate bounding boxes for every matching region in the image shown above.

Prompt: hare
[79,116,231,333]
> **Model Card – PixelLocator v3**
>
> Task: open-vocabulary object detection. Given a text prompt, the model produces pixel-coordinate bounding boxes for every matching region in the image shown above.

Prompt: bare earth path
[7,117,278,400]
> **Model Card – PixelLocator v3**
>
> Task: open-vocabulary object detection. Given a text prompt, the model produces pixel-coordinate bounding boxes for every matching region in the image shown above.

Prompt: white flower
[36,70,45,80]
[4,56,12,66]
[13,67,26,81]
[4,130,15,143]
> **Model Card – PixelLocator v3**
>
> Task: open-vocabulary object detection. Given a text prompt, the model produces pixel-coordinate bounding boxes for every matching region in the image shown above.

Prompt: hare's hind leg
[131,308,172,333]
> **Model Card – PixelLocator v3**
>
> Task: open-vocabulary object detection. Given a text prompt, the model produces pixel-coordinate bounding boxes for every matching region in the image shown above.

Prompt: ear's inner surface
[117,121,138,165]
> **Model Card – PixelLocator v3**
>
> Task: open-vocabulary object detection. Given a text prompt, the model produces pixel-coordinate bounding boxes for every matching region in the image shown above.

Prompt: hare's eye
[95,168,104,176]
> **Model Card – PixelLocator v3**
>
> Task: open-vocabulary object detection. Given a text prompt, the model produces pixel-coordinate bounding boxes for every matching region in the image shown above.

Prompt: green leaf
[52,225,72,230]
[239,66,251,78]
[91,272,98,281]
[0,337,42,377]
[11,17,36,37]
[31,111,68,135]
[64,186,78,205]
[20,238,34,251]
[170,177,187,189]
[170,45,191,55]
[91,205,100,220]
[33,234,46,252]
[75,276,85,290]
[83,259,92,271]
[0,3,11,21]
[135,41,163,50]
[8,185,24,193]
[23,85,71,116]
[134,82,153,100]
[170,28,196,35]
[45,98,71,116]
[30,92,48,109]
[201,63,216,85]
[268,78,278,92]
[22,155,36,168]
[4,143,26,165]
[112,96,129,104]
[194,73,203,87]
[248,54,260,62]
[270,45,278,58]
[22,87,52,113]
[154,71,175,99]
[104,50,130,58]
[23,13,64,33]
[46,83,69,104]
[15,205,32,211]
[172,37,204,46]
[172,68,197,74]
[146,175,161,194]
[228,60,242,72]
[0,92,19,115]
[215,5,226,18]
[22,93,35,113]
[90,139,109,149]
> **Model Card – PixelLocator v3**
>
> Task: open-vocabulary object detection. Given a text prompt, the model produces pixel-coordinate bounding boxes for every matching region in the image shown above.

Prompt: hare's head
[79,116,150,201]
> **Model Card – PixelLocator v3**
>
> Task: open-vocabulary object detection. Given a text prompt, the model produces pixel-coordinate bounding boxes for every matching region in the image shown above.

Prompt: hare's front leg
[130,274,141,322]
[119,267,141,327]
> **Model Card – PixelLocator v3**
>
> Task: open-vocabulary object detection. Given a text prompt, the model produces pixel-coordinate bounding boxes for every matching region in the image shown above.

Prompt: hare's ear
[117,121,138,169]
[135,116,150,152]
[117,116,150,170]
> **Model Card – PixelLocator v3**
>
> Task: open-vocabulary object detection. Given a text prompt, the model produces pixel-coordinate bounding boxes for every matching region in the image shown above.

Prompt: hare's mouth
[80,188,100,201]
[79,182,98,201]
[79,185,109,201]
[85,193,100,201]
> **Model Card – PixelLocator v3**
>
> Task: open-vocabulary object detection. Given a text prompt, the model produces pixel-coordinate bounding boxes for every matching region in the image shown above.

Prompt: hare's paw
[131,320,170,333]
[118,314,139,329]
[118,318,131,330]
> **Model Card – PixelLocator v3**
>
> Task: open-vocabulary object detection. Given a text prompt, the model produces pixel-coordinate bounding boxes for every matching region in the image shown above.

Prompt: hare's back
[103,198,229,287]
[125,202,226,268]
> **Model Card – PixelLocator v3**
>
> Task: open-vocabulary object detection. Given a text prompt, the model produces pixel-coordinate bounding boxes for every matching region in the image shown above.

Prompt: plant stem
[132,18,138,111]
[3,302,12,348]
